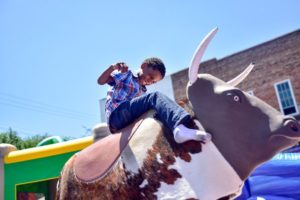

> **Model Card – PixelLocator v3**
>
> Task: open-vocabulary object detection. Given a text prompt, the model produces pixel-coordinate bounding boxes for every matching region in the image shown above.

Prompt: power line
[0,100,92,121]
[0,92,98,137]
[0,92,97,116]
[0,92,99,120]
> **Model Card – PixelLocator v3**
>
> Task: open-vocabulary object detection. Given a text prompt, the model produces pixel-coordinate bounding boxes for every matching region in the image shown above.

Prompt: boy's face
[138,63,163,86]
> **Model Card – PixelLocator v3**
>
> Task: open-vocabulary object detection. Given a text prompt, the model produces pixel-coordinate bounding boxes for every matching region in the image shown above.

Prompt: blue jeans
[109,92,190,132]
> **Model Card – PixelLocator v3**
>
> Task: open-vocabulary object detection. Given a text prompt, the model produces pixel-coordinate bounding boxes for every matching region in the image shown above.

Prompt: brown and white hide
[56,111,240,200]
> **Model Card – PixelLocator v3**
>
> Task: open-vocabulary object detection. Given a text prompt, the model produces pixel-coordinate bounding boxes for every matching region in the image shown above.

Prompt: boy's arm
[97,65,114,85]
[97,63,128,85]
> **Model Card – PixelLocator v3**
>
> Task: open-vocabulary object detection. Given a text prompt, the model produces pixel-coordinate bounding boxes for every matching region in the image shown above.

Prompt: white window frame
[99,98,107,123]
[274,79,299,116]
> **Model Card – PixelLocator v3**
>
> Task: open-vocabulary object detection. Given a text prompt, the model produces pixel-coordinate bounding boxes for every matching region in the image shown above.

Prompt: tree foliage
[0,128,49,150]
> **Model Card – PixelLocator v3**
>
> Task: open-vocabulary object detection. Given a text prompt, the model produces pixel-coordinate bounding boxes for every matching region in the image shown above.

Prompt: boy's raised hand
[112,62,128,73]
[98,62,128,85]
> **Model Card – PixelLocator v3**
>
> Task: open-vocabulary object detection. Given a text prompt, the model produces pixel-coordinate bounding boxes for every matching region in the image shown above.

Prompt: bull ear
[189,27,218,85]
[227,63,255,87]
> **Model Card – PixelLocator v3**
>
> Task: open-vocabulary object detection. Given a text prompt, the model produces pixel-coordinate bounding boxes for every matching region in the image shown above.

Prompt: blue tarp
[236,153,300,200]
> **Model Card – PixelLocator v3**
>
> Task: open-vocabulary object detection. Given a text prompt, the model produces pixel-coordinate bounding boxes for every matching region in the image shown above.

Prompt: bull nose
[284,117,300,133]
[287,120,299,132]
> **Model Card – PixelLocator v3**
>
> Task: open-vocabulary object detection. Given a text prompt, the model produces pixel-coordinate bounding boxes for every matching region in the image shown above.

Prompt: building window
[274,79,299,116]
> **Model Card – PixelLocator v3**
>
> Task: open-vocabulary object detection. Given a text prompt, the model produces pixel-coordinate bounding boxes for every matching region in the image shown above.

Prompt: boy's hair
[143,57,166,78]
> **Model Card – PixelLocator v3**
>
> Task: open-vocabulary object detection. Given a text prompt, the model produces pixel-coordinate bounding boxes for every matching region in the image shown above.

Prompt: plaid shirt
[105,70,147,121]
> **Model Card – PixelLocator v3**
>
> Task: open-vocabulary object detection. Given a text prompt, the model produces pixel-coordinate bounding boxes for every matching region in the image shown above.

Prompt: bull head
[187,28,300,179]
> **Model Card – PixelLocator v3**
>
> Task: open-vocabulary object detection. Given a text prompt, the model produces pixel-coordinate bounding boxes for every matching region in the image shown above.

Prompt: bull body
[56,28,300,200]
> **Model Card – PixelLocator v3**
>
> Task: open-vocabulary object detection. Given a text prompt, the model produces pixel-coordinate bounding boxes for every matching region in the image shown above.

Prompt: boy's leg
[109,91,189,131]
[109,92,211,143]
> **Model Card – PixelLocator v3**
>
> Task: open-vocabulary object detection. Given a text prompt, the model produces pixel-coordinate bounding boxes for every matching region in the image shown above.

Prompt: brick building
[99,29,300,122]
[171,29,300,120]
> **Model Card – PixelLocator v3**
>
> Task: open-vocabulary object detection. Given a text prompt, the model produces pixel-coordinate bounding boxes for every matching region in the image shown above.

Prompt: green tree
[0,128,49,150]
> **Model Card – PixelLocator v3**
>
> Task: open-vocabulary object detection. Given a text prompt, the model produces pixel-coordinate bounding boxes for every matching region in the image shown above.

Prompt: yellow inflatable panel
[4,136,93,164]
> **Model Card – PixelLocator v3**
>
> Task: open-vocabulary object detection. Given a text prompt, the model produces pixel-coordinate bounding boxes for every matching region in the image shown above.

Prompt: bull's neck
[166,141,243,199]
[122,132,243,200]
[212,136,262,180]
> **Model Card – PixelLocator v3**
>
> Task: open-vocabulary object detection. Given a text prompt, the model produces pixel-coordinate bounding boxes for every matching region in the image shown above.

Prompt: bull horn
[188,27,218,85]
[226,62,255,87]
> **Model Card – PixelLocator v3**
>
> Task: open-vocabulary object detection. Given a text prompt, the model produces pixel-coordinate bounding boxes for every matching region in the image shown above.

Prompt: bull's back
[56,111,165,199]
[56,154,131,199]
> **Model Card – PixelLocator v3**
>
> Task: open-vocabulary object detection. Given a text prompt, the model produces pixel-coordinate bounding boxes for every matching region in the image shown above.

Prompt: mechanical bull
[56,28,300,200]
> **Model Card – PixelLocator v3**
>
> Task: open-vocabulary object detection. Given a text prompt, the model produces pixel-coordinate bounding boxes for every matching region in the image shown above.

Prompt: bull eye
[226,91,242,103]
[233,95,240,102]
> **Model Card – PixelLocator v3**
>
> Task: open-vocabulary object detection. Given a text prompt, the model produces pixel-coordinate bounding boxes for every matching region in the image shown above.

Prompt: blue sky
[0,1,299,138]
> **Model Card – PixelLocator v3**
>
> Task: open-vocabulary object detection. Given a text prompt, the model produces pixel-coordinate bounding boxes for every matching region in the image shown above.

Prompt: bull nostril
[284,117,299,132]
[290,123,299,132]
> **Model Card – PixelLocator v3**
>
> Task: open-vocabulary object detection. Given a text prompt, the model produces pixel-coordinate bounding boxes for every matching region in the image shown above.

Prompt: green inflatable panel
[37,136,64,147]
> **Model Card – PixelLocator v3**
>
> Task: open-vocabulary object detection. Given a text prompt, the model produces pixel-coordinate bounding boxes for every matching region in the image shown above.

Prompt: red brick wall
[171,29,300,116]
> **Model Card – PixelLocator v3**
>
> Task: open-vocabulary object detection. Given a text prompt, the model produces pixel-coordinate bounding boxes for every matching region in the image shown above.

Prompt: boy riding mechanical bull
[56,28,300,200]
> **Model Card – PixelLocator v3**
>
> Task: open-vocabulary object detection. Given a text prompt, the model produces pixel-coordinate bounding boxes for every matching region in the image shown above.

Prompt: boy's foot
[173,124,212,144]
